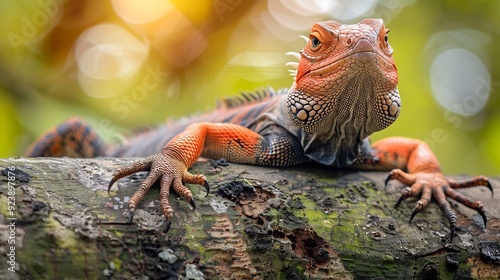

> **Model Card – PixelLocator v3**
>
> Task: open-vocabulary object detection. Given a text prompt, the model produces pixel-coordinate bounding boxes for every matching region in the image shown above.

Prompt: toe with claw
[385,169,492,240]
[107,153,210,232]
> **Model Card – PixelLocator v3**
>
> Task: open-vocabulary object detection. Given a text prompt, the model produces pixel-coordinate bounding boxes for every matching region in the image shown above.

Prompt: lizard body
[26,19,491,240]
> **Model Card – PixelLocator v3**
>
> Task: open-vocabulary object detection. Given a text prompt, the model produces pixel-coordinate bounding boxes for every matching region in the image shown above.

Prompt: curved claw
[442,206,458,241]
[384,174,393,187]
[164,219,172,233]
[395,187,413,208]
[478,206,488,228]
[204,181,210,197]
[487,181,494,198]
[108,177,117,193]
[409,208,419,224]
[445,206,457,241]
[395,194,405,208]
[449,225,456,241]
[128,208,135,224]
[189,198,196,210]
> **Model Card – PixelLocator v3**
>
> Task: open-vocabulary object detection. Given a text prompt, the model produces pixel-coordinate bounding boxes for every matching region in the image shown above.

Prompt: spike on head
[359,18,384,31]
[299,35,310,43]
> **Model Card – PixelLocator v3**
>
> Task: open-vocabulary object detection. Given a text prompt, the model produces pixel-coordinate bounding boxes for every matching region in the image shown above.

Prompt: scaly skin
[26,19,492,241]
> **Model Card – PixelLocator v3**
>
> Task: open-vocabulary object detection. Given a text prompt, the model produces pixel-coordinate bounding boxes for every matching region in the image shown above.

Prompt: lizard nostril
[346,37,352,45]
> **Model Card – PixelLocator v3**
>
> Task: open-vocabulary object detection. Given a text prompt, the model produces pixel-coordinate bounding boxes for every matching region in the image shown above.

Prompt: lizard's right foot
[386,169,492,241]
[108,153,209,232]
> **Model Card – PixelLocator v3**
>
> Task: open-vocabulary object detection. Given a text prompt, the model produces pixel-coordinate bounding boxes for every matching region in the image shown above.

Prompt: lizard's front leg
[354,136,492,240]
[107,122,306,231]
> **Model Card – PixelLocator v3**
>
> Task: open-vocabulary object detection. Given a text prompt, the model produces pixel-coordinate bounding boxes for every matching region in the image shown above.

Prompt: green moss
[95,189,112,197]
[114,230,123,238]
[282,179,420,278]
[294,195,338,238]
[16,214,104,279]
[0,195,8,216]
[184,232,207,256]
[382,254,394,262]
[266,241,307,280]
[96,212,112,220]
[111,257,122,271]
[45,216,78,248]
[180,213,212,256]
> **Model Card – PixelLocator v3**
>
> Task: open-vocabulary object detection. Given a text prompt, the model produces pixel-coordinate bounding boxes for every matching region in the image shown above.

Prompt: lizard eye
[384,29,390,45]
[310,36,321,49]
[379,28,393,55]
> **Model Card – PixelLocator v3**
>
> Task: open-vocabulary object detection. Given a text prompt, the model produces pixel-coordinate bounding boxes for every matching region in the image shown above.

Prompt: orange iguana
[26,18,491,240]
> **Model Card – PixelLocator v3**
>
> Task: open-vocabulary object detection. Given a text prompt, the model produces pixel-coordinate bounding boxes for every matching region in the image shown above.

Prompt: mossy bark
[0,157,499,279]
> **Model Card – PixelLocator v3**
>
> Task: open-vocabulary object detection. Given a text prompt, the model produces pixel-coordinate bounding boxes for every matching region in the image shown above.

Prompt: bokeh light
[75,24,149,98]
[111,0,173,25]
[426,29,491,117]
[430,48,490,116]
[327,0,378,21]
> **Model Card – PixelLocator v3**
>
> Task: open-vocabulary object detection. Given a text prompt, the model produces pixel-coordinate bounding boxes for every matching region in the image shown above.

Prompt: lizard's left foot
[107,153,210,232]
[385,169,492,240]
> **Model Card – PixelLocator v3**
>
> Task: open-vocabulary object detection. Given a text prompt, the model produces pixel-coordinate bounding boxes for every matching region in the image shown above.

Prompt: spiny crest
[285,35,309,80]
[217,88,287,109]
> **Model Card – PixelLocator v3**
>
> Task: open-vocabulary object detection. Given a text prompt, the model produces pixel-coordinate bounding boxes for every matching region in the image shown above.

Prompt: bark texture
[0,157,499,279]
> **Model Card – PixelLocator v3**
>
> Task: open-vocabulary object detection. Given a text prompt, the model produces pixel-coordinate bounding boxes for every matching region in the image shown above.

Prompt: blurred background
[0,0,499,176]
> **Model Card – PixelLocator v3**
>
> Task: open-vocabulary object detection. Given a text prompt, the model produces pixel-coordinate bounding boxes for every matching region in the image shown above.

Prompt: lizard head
[286,18,400,139]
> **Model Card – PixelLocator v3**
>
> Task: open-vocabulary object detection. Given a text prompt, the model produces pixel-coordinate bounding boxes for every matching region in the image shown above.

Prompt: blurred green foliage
[0,0,498,176]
